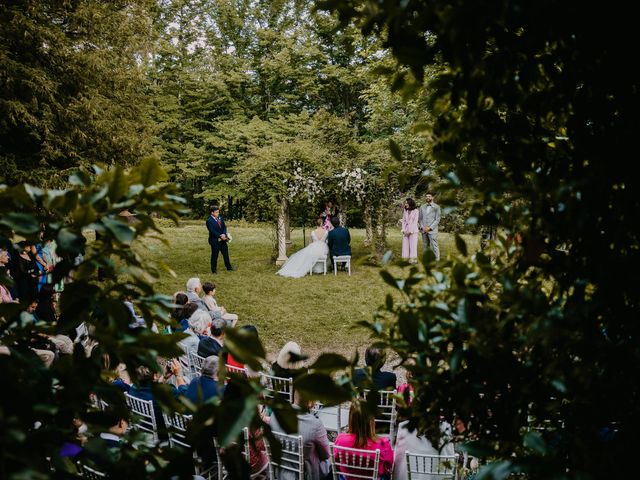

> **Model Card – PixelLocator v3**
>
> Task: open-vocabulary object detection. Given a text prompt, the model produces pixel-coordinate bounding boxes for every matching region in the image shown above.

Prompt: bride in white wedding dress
[277,218,329,278]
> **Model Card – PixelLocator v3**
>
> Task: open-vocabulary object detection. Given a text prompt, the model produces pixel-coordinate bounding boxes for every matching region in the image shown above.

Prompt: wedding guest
[270,390,331,480]
[353,347,397,390]
[401,198,420,264]
[272,341,305,379]
[392,419,454,480]
[0,248,16,303]
[177,308,201,355]
[12,242,39,302]
[128,362,187,430]
[197,316,225,358]
[225,325,258,372]
[334,401,394,479]
[418,192,441,261]
[185,355,222,403]
[202,281,238,326]
[175,301,199,332]
[186,277,204,303]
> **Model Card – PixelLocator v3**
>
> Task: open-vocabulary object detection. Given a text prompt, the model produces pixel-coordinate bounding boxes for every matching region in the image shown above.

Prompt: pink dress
[334,433,394,478]
[401,208,419,260]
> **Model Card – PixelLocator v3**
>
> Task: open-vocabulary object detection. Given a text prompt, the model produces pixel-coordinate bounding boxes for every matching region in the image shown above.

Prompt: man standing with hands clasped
[418,192,441,260]
[206,205,234,273]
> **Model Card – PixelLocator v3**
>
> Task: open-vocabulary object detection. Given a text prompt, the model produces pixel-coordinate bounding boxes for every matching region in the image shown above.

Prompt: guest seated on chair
[334,401,394,480]
[177,307,201,355]
[270,390,331,480]
[192,312,224,358]
[128,361,187,430]
[202,281,238,327]
[353,347,397,391]
[271,341,306,379]
[185,277,209,311]
[185,355,223,403]
[392,418,454,480]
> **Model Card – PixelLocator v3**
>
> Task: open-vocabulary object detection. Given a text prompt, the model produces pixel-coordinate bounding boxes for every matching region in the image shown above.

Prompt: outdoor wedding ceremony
[1,1,637,480]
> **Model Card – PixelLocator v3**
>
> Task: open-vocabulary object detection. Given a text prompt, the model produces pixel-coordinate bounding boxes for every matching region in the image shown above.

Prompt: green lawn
[137,221,478,362]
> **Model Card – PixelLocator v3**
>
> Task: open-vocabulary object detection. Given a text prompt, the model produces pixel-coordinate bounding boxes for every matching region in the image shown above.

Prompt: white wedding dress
[276,230,329,278]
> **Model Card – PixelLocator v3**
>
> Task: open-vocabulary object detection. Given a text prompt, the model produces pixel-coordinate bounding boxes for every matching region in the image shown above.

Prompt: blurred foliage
[319,0,640,478]
[0,160,363,479]
[0,0,156,187]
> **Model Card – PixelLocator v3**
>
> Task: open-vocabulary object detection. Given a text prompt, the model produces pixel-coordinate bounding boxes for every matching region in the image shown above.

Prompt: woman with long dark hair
[334,401,394,479]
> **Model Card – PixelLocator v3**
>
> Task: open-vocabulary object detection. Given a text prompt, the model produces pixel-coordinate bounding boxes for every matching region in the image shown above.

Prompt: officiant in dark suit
[206,205,233,273]
[327,216,351,265]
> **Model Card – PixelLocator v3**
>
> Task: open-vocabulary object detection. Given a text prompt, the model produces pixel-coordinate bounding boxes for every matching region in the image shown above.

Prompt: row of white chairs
[89,392,458,480]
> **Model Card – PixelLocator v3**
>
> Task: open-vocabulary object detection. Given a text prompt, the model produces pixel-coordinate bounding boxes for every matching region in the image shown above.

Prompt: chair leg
[348,261,351,276]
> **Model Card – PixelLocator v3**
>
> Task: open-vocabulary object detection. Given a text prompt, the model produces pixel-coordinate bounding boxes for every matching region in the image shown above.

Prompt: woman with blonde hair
[334,401,394,479]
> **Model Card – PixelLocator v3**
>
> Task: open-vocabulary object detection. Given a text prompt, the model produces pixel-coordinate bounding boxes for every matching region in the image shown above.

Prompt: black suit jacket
[327,226,351,257]
[353,368,397,390]
[198,335,223,358]
[206,215,227,245]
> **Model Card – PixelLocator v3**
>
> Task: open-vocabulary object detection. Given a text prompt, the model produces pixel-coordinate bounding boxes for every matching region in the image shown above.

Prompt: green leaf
[0,212,40,234]
[294,373,352,405]
[107,165,127,201]
[388,139,403,162]
[217,394,258,446]
[133,157,168,187]
[102,216,135,244]
[379,270,399,289]
[455,234,468,256]
[309,353,351,372]
[523,431,548,455]
[72,204,98,227]
[224,327,266,371]
[56,228,85,255]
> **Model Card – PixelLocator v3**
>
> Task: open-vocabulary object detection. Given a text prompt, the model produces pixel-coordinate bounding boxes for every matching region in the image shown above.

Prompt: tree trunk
[284,200,292,250]
[339,200,348,227]
[364,202,374,247]
[275,198,289,266]
[374,206,387,262]
[480,224,498,250]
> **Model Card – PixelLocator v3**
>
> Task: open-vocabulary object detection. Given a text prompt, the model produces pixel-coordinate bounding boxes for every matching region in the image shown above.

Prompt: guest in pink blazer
[401,198,420,264]
[334,401,394,479]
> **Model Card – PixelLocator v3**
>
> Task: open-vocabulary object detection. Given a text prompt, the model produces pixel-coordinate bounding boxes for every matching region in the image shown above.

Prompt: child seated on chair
[202,281,238,327]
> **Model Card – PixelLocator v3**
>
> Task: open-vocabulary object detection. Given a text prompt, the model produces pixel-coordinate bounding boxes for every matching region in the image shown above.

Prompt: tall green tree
[0,0,155,186]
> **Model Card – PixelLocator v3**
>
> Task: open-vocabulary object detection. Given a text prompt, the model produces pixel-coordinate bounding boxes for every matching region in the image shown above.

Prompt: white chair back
[163,412,192,449]
[331,444,380,480]
[80,464,107,479]
[189,351,206,376]
[363,390,397,444]
[266,431,304,480]
[224,363,248,377]
[124,392,158,444]
[214,427,250,479]
[405,452,457,479]
[314,402,349,433]
[260,372,294,404]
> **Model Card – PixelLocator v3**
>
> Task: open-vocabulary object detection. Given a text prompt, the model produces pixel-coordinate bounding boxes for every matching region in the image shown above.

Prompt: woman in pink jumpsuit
[401,198,419,263]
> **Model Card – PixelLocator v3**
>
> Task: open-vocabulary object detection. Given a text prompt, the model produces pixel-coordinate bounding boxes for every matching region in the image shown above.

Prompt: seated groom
[327,216,351,268]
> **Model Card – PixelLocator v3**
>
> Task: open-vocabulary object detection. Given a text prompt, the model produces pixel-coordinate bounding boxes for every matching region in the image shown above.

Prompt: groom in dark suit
[327,217,351,267]
[206,205,233,273]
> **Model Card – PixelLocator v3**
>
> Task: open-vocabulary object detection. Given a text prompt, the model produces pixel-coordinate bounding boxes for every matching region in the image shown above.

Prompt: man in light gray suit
[270,390,331,480]
[418,192,441,260]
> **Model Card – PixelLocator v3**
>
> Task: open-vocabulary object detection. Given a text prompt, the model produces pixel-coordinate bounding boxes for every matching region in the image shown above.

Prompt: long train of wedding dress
[276,230,329,278]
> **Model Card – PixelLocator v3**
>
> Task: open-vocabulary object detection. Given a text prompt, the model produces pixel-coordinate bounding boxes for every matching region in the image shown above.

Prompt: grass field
[138,221,478,362]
